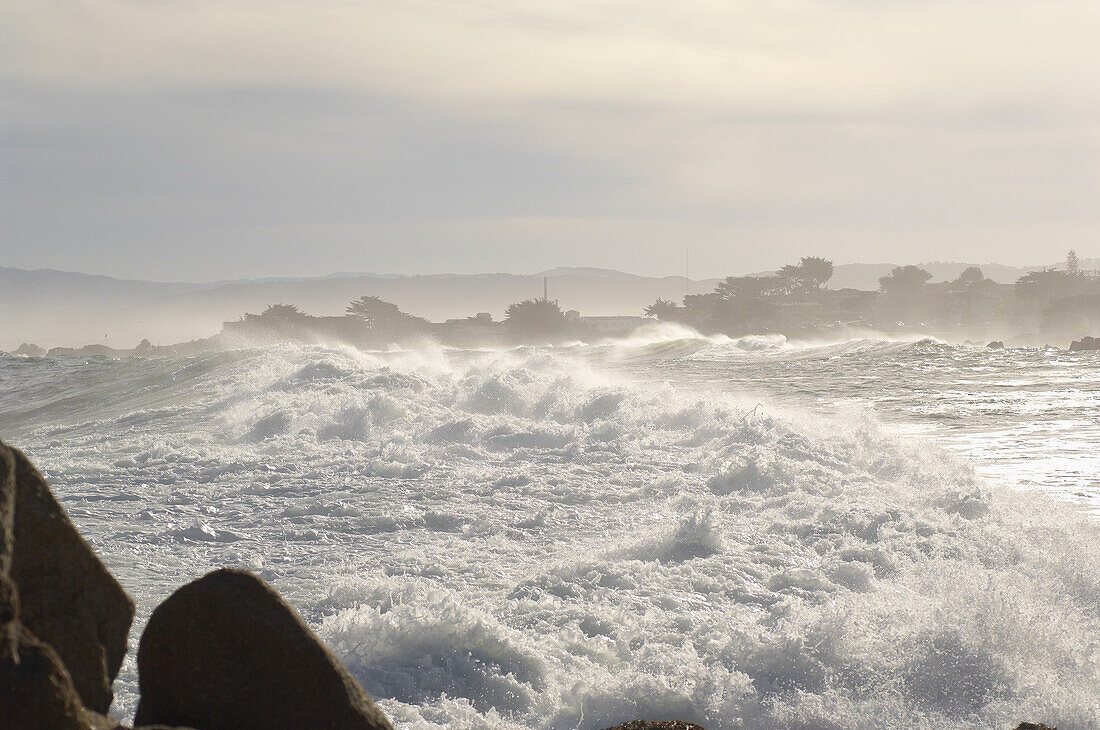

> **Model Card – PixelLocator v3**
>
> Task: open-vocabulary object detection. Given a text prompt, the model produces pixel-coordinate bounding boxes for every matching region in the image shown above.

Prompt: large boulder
[4,441,134,713]
[2,442,90,729]
[0,624,95,730]
[134,569,393,730]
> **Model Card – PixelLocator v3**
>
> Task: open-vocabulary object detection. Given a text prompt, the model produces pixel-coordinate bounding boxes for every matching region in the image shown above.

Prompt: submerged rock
[6,442,135,713]
[1070,335,1100,351]
[134,568,393,730]
[12,342,46,357]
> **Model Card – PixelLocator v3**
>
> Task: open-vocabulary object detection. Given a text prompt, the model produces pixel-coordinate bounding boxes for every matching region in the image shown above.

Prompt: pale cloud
[2,0,1099,279]
[7,1,1100,109]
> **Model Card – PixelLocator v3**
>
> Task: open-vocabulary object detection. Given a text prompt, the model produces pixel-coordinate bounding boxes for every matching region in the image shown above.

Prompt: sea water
[1,328,1097,729]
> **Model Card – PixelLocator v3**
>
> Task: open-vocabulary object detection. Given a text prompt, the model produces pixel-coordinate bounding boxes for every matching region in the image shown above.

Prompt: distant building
[433,313,504,346]
[579,315,648,336]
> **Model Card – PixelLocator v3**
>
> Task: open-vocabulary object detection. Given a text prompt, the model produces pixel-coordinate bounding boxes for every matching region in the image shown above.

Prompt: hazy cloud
[3,0,1099,279]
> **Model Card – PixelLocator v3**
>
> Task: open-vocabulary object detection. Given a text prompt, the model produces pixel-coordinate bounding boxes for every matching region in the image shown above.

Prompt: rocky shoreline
[0,439,1062,729]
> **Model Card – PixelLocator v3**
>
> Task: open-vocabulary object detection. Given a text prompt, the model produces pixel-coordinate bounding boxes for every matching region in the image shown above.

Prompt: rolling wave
[1,344,1098,728]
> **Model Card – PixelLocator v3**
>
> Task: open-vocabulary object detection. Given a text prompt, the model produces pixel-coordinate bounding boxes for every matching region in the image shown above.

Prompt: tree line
[643,250,1098,334]
[237,249,1097,341]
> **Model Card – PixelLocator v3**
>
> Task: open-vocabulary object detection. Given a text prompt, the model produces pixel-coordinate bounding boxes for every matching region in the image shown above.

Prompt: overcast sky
[3,1,1099,281]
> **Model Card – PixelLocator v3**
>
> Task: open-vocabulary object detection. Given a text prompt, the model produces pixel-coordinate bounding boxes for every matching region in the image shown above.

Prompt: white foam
[1,344,1098,728]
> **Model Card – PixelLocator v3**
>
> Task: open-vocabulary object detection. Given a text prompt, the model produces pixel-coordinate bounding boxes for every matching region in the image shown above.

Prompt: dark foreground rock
[134,568,393,730]
[1070,335,1100,351]
[1,441,395,730]
[7,442,135,713]
[601,723,707,730]
[0,624,91,729]
[1,441,107,730]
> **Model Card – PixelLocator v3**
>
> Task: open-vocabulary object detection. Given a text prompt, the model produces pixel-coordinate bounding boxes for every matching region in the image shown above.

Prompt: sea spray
[0,343,1097,727]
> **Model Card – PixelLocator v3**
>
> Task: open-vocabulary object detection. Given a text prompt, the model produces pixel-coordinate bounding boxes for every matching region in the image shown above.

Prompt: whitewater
[1,329,1098,729]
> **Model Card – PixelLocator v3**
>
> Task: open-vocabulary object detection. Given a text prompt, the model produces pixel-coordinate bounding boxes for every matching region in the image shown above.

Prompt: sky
[3,0,1100,282]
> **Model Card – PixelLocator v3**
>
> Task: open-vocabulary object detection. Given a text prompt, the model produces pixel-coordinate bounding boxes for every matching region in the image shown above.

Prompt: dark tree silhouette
[1015,269,1078,306]
[346,296,425,331]
[244,304,309,323]
[644,298,683,320]
[953,266,993,289]
[505,298,567,336]
[798,257,834,290]
[879,266,933,296]
[717,276,764,299]
[776,265,804,295]
[1067,249,1081,275]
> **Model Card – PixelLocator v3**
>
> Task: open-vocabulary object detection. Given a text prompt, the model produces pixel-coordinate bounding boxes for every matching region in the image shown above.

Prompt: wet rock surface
[7,443,135,713]
[0,624,93,730]
[0,443,95,729]
[134,568,393,730]
[2,441,394,730]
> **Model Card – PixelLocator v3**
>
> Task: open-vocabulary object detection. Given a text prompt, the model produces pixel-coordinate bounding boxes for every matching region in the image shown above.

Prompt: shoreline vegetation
[7,254,1100,358]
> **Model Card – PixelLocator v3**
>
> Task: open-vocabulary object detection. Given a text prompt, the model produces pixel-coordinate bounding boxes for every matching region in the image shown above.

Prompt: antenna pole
[685,250,690,296]
[543,276,548,301]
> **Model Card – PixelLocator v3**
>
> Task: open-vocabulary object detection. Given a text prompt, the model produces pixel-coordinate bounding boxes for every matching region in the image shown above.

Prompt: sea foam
[0,343,1097,728]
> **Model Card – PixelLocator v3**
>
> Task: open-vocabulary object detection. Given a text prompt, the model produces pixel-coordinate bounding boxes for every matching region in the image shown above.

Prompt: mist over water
[1,333,1098,728]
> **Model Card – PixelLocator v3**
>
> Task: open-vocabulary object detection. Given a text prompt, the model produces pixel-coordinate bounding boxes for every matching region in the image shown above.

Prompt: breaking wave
[1,343,1098,728]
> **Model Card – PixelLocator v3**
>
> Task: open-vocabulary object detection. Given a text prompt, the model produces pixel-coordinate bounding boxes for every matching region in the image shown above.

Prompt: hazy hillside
[0,267,202,309]
[826,260,1099,290]
[0,267,716,350]
[5,260,1092,350]
[826,262,1032,290]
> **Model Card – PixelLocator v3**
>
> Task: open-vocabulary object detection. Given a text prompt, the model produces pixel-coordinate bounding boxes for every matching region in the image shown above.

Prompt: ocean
[1,326,1098,729]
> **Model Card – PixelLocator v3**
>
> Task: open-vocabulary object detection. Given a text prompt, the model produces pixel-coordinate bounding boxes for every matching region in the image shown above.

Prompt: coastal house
[578,315,649,336]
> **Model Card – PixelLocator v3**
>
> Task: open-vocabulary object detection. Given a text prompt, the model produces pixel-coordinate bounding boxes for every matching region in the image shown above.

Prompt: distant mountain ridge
[0,266,712,350]
[2,260,1091,350]
[752,260,1098,290]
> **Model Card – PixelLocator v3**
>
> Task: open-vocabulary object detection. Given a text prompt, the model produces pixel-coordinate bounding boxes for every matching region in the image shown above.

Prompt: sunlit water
[621,331,1100,512]
[1,328,1098,729]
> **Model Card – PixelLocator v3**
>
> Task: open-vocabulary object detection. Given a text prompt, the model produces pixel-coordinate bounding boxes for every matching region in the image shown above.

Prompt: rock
[134,569,393,730]
[2,444,93,729]
[86,709,135,729]
[1014,725,1057,730]
[0,623,93,730]
[986,340,1005,349]
[601,723,708,730]
[2,441,135,713]
[12,343,46,357]
[1070,335,1100,351]
[45,344,126,358]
